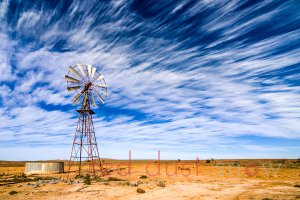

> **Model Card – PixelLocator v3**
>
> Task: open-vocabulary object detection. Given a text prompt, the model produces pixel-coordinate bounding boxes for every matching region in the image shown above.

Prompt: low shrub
[95,177,107,182]
[140,175,147,179]
[156,180,165,187]
[136,188,145,193]
[9,191,18,195]
[107,177,124,181]
[12,174,30,183]
[294,184,300,188]
[75,174,84,179]
[118,181,130,186]
[83,174,91,185]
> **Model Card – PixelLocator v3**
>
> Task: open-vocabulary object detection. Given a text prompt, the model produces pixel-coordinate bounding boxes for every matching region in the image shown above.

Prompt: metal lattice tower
[68,109,102,177]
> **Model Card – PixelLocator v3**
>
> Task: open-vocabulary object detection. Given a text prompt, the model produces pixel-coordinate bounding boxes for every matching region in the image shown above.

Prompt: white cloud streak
[0,0,299,159]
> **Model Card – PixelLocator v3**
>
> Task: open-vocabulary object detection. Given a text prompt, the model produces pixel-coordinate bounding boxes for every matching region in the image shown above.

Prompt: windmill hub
[84,82,92,90]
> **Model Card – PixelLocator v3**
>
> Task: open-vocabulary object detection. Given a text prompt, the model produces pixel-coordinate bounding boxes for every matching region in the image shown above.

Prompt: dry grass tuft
[136,188,145,193]
[9,191,18,195]
[156,180,166,187]
[83,174,91,185]
[140,175,147,179]
[294,184,300,188]
[107,177,124,181]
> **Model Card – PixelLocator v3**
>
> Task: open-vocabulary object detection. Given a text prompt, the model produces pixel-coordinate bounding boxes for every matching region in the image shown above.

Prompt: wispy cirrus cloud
[0,0,299,160]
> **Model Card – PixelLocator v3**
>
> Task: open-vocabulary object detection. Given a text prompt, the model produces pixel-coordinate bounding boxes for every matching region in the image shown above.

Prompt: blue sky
[0,0,299,160]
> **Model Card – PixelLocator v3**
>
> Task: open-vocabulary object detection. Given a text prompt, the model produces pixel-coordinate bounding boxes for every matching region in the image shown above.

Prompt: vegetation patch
[107,177,124,181]
[117,181,130,186]
[9,191,18,195]
[136,188,145,193]
[83,174,91,185]
[294,184,300,188]
[156,180,166,187]
[34,176,58,181]
[140,175,147,179]
[75,174,84,179]
[12,174,31,183]
[0,171,7,177]
[95,177,107,182]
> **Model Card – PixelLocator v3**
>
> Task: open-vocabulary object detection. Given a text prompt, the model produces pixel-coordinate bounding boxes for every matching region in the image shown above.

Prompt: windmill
[65,64,108,177]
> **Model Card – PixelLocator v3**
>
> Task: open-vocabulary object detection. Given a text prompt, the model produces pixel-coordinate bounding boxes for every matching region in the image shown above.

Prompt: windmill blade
[67,86,81,92]
[96,74,104,81]
[65,75,81,83]
[69,66,82,79]
[73,93,83,105]
[87,65,92,77]
[94,83,108,88]
[77,64,86,77]
[94,89,105,104]
[91,67,96,78]
[99,90,108,96]
[94,87,108,96]
[91,93,97,107]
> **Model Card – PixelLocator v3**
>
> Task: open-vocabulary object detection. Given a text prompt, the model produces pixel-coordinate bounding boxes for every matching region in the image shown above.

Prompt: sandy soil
[0,160,299,199]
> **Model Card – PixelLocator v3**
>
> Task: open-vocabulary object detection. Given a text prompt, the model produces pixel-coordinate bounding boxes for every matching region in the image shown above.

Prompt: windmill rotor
[64,64,108,108]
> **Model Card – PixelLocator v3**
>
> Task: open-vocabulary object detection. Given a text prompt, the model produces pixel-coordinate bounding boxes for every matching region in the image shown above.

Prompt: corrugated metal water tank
[24,162,64,175]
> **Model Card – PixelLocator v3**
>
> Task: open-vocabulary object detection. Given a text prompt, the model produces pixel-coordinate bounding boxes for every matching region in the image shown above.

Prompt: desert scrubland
[0,159,299,200]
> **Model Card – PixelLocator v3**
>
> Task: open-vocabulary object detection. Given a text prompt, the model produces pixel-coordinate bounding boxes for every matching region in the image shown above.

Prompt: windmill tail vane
[64,64,108,178]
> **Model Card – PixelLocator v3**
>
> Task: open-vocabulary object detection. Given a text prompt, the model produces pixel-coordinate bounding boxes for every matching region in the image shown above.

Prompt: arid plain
[0,159,299,200]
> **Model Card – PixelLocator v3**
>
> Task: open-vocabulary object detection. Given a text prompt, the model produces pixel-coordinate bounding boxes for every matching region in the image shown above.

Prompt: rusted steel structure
[65,64,108,177]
